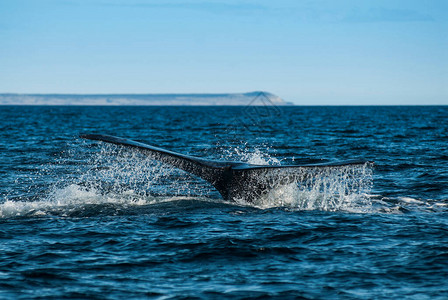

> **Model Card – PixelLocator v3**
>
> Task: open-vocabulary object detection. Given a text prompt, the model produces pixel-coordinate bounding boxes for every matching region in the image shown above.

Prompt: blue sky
[0,0,447,104]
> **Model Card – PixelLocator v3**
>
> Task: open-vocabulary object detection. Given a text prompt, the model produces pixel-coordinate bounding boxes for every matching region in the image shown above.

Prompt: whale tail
[80,134,371,202]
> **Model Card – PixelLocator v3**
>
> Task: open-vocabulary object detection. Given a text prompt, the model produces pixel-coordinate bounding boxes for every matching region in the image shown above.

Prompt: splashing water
[227,162,373,211]
[214,143,374,211]
[0,141,375,218]
[217,142,282,166]
[82,143,373,211]
[253,165,373,211]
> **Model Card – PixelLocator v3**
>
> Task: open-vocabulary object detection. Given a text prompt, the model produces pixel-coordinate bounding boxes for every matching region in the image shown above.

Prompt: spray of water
[218,142,282,166]
[250,165,373,212]
[1,141,376,218]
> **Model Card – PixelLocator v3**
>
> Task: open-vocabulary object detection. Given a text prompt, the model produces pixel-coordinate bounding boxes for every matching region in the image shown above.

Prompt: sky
[0,0,447,105]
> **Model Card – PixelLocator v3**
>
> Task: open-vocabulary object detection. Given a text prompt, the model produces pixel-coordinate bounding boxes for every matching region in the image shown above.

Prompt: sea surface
[1,105,447,299]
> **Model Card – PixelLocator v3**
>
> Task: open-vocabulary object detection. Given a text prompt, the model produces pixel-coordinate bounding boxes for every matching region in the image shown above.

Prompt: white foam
[397,197,423,204]
[0,184,153,218]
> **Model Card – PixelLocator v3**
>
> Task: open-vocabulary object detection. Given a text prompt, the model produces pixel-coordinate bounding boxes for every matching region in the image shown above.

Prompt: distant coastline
[0,91,293,106]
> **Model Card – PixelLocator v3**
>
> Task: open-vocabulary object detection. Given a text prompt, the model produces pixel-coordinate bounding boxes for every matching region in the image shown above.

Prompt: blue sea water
[1,105,447,299]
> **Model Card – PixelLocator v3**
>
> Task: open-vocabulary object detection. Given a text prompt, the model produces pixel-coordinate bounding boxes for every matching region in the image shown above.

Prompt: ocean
[1,105,447,299]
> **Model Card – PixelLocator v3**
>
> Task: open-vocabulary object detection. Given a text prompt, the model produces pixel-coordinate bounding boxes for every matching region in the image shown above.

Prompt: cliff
[0,91,292,106]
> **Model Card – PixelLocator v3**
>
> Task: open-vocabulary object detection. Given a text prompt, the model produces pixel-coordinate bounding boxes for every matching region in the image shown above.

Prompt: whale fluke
[80,134,372,202]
